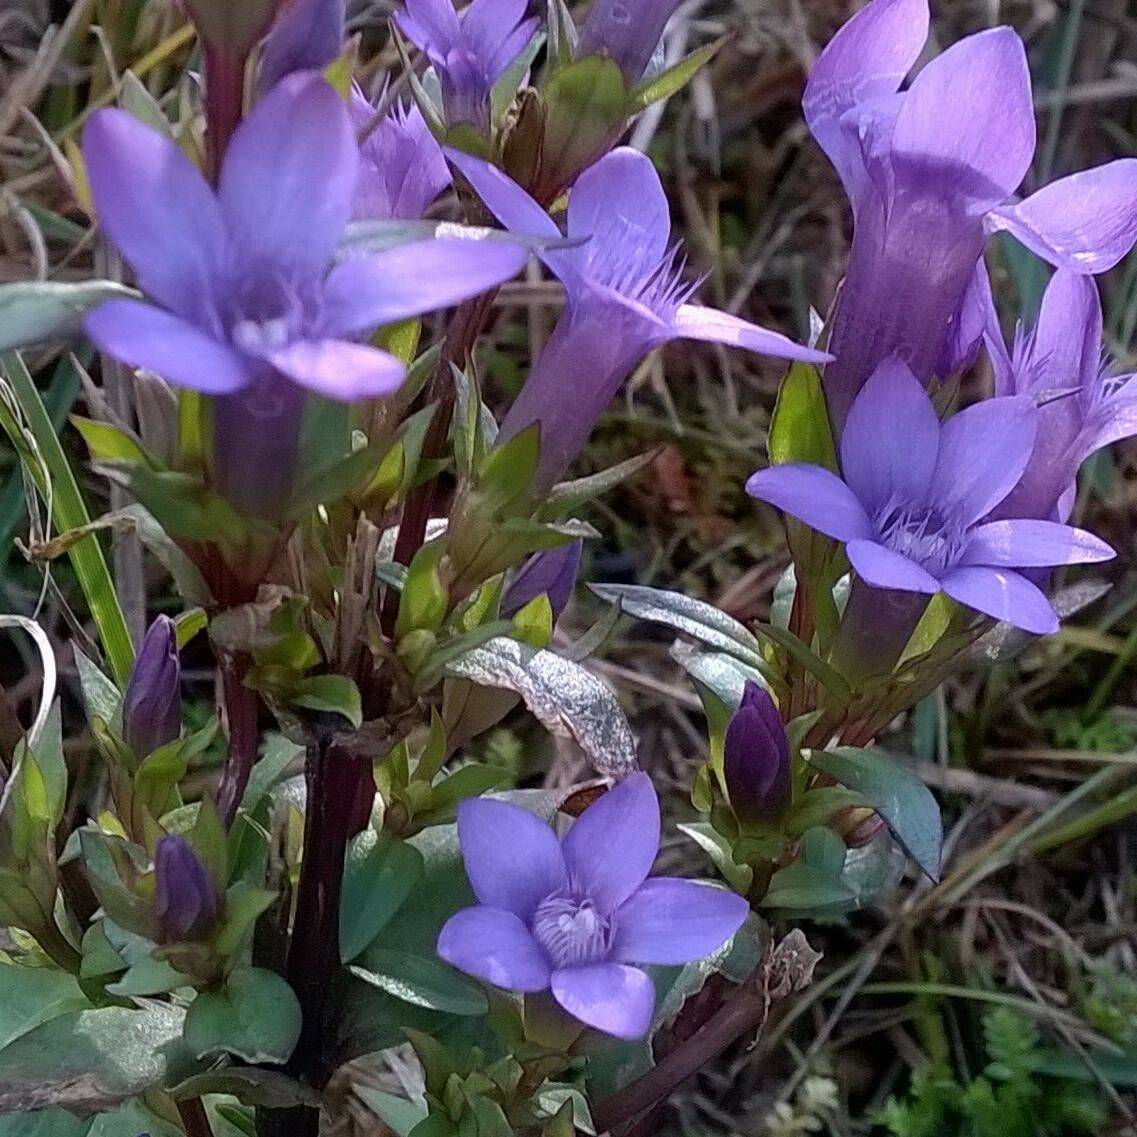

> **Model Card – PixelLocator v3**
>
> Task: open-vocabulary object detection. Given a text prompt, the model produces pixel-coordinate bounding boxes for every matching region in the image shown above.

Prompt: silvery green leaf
[0,281,137,350]
[337,219,581,260]
[670,642,767,713]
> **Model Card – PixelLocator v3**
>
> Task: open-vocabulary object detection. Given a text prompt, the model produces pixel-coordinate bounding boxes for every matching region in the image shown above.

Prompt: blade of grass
[0,350,133,686]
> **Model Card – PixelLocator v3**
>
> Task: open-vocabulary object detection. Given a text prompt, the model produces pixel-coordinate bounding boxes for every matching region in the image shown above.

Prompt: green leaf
[672,644,767,715]
[183,968,302,1064]
[0,352,134,685]
[630,35,726,108]
[0,965,89,1051]
[349,950,489,1016]
[756,622,851,700]
[539,449,659,518]
[767,362,836,470]
[87,1100,183,1137]
[397,540,450,638]
[427,763,511,814]
[761,862,855,911]
[0,281,137,350]
[807,747,942,880]
[340,833,425,962]
[71,415,151,465]
[289,674,363,728]
[0,1111,87,1137]
[677,822,753,894]
[354,1086,430,1137]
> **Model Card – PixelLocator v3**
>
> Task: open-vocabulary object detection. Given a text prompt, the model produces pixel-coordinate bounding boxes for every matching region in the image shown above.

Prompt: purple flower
[395,0,538,131]
[805,0,1137,430]
[259,0,345,91]
[124,616,182,758]
[154,835,221,944]
[501,540,582,620]
[576,0,683,83]
[448,146,829,491]
[746,362,1114,634]
[350,86,450,221]
[988,270,1137,523]
[437,773,748,1038]
[81,72,526,513]
[723,683,790,825]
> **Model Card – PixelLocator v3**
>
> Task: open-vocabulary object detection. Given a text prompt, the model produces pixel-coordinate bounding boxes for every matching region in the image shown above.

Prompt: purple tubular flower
[124,616,182,758]
[395,0,538,131]
[437,773,748,1038]
[259,0,345,91]
[746,362,1115,635]
[723,683,790,825]
[988,270,1137,523]
[448,146,829,491]
[154,835,221,944]
[81,72,527,514]
[350,86,450,221]
[805,0,1137,431]
[576,0,684,83]
[501,540,582,620]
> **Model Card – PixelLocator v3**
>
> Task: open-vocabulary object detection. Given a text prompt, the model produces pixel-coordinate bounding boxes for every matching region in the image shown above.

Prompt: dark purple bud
[153,835,221,944]
[259,0,346,93]
[577,0,685,83]
[501,541,583,621]
[723,682,791,824]
[124,617,182,758]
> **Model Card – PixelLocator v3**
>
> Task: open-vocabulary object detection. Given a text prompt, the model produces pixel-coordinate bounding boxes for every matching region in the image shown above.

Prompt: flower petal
[445,148,561,242]
[892,27,1034,208]
[672,305,830,363]
[220,72,357,278]
[940,566,1058,634]
[550,963,656,1039]
[85,300,247,394]
[1027,270,1103,394]
[562,773,659,913]
[82,109,224,320]
[612,879,748,965]
[259,0,345,92]
[322,237,528,334]
[268,339,406,400]
[457,798,567,920]
[986,159,1137,274]
[840,360,939,515]
[961,519,1114,568]
[932,396,1037,524]
[746,464,874,542]
[803,0,929,195]
[846,539,942,594]
[437,906,551,992]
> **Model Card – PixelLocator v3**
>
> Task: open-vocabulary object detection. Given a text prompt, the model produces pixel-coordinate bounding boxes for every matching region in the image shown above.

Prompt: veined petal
[847,539,942,594]
[940,566,1058,634]
[551,964,655,1039]
[268,339,406,400]
[322,238,528,334]
[398,0,461,51]
[82,109,224,320]
[672,305,830,363]
[1028,270,1103,394]
[892,27,1034,209]
[220,72,357,278]
[840,360,939,515]
[259,0,345,91]
[961,519,1114,568]
[933,396,1037,524]
[562,774,659,914]
[437,906,551,991]
[85,300,247,394]
[445,148,561,242]
[746,464,874,543]
[612,879,748,966]
[457,798,567,920]
[986,159,1137,274]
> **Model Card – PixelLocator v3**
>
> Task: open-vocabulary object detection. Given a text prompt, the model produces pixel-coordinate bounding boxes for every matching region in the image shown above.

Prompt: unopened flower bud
[723,682,791,825]
[124,617,182,758]
[182,0,284,57]
[576,0,684,83]
[501,541,582,621]
[153,835,221,944]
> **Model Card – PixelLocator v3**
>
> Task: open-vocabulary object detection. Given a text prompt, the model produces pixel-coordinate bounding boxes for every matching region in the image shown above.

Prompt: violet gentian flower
[988,270,1137,523]
[746,362,1114,634]
[124,616,181,758]
[259,0,345,91]
[501,540,582,620]
[805,0,1137,430]
[350,86,450,221]
[576,0,683,83]
[723,682,790,825]
[448,146,829,491]
[154,835,221,944]
[82,72,527,514]
[395,0,538,131]
[437,773,748,1038]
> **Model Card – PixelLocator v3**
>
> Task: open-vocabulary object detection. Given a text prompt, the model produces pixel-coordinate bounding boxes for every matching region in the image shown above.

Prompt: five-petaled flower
[437,773,748,1039]
[448,146,829,492]
[81,72,526,514]
[396,0,537,131]
[746,362,1115,634]
[805,0,1137,431]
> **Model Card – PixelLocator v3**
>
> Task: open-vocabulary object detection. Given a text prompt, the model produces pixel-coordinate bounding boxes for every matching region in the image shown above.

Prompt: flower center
[224,269,316,357]
[875,501,966,576]
[532,892,615,968]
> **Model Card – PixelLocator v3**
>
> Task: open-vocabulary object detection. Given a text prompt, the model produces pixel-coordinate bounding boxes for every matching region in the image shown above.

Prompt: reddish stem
[203,44,247,183]
[216,657,259,827]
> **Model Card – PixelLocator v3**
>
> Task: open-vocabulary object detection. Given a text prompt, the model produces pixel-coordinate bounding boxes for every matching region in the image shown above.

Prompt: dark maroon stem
[203,44,246,183]
[177,1098,215,1137]
[216,658,259,827]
